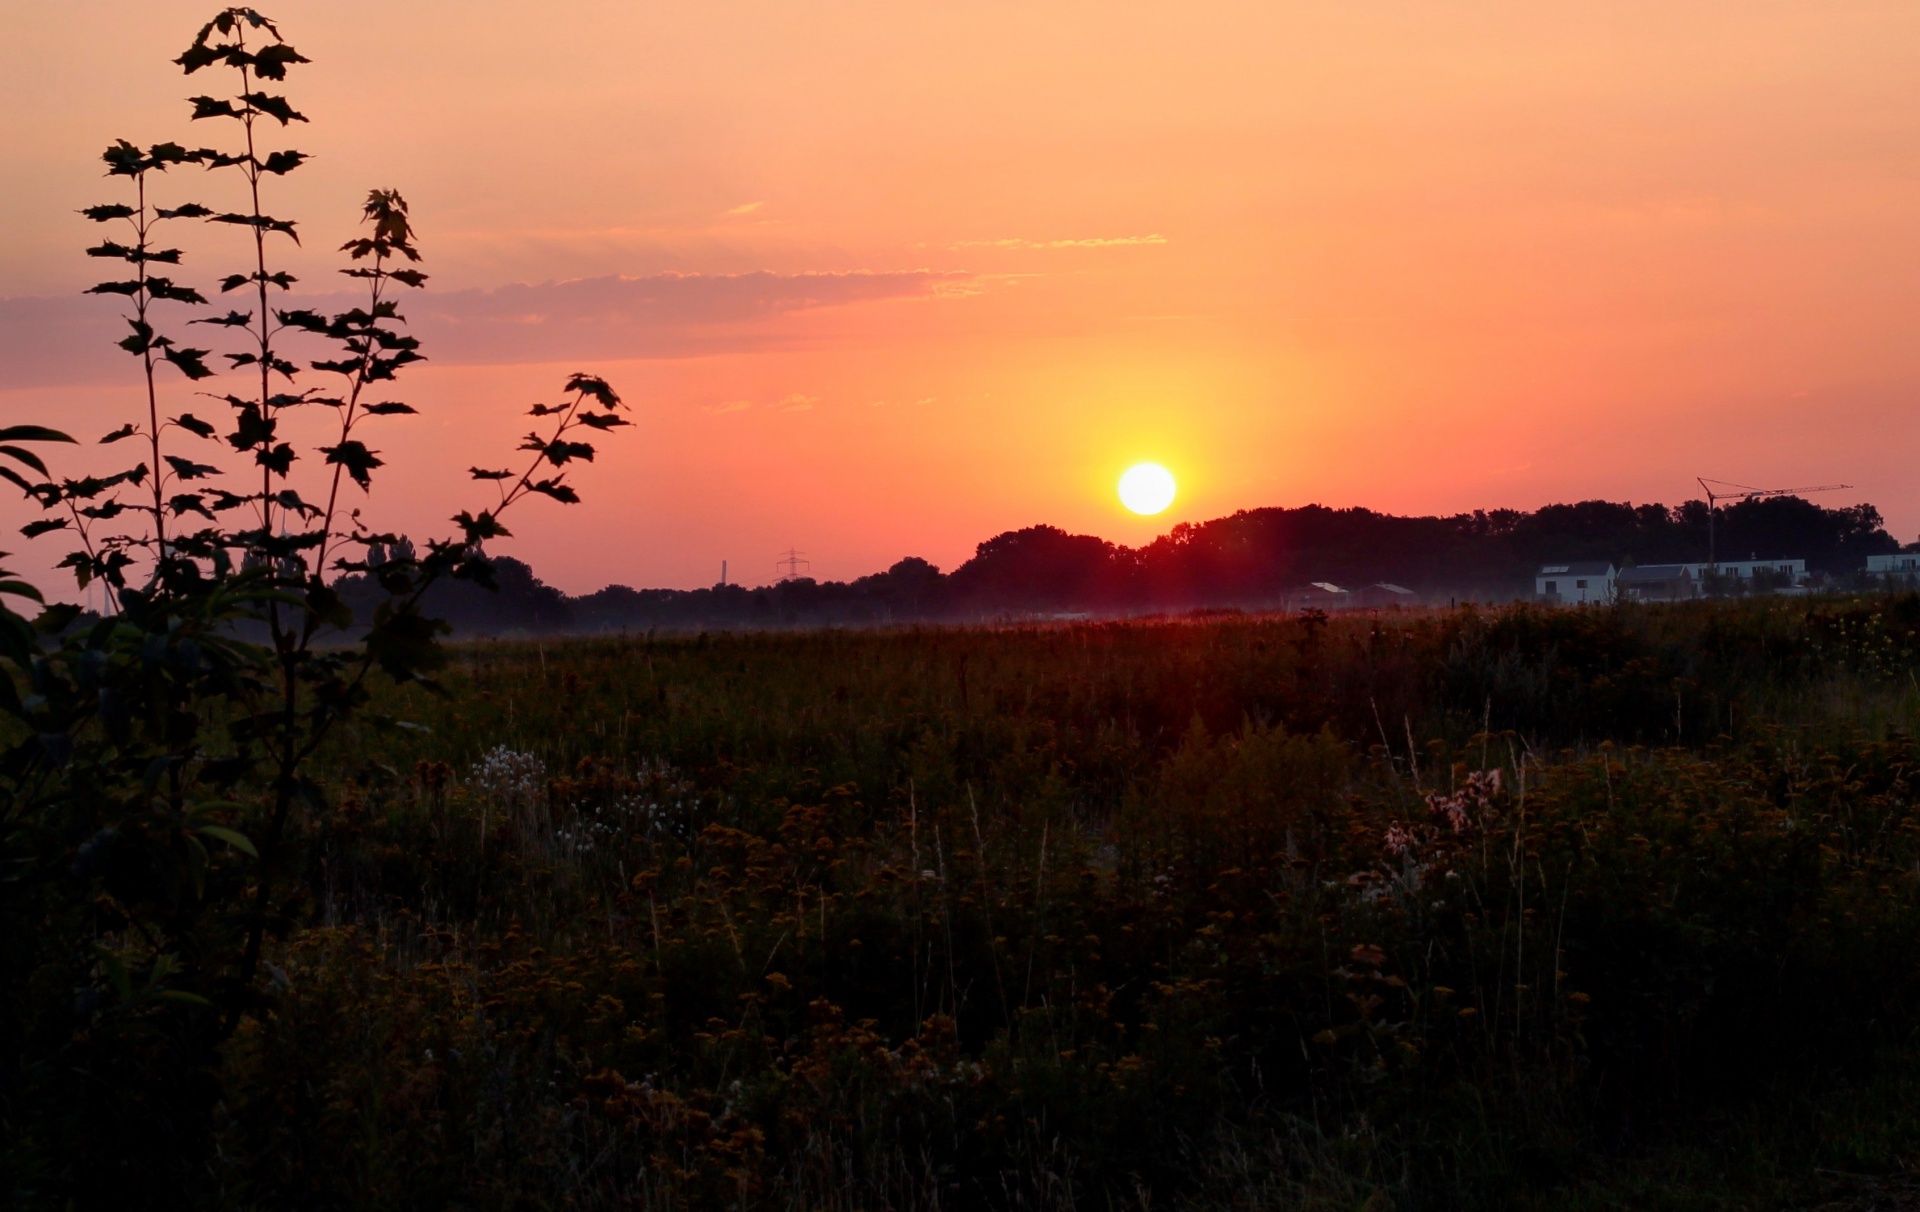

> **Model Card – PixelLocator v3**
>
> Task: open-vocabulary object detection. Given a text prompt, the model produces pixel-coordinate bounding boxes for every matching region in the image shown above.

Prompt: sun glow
[1118,463,1177,515]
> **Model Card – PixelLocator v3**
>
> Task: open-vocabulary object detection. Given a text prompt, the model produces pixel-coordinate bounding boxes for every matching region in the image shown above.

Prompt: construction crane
[1696,478,1851,569]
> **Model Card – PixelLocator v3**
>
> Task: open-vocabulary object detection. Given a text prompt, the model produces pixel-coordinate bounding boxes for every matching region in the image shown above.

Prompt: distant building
[1535,562,1615,605]
[1616,564,1698,601]
[1290,582,1351,610]
[1684,558,1807,587]
[1355,583,1418,609]
[1866,553,1920,583]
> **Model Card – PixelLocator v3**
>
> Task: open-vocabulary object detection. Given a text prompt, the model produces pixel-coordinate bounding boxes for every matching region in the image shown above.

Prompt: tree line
[355,494,1905,634]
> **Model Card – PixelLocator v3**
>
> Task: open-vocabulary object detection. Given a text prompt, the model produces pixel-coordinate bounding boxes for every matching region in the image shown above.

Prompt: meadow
[63,594,1892,1210]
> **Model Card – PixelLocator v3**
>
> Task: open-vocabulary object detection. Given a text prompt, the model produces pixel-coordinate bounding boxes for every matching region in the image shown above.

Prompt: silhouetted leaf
[528,477,580,504]
[162,346,215,380]
[274,308,326,331]
[468,467,513,480]
[227,406,273,452]
[364,403,415,415]
[242,92,307,124]
[193,309,253,328]
[454,510,511,542]
[322,441,382,489]
[164,455,220,481]
[250,43,308,80]
[260,150,306,175]
[147,278,208,305]
[0,426,77,445]
[100,424,139,444]
[172,413,216,439]
[189,96,241,120]
[118,320,157,355]
[0,446,49,475]
[566,373,622,409]
[82,204,137,222]
[20,519,70,539]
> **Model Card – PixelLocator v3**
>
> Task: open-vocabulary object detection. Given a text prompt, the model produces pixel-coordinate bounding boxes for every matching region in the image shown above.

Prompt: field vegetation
[25,596,1920,1209]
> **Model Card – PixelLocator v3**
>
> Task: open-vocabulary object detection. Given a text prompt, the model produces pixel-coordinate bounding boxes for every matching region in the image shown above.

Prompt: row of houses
[1537,559,1808,603]
[1536,558,1816,603]
[1537,553,1920,603]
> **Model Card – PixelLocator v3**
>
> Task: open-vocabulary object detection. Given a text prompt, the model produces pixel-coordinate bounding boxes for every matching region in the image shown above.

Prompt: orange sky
[5,1,1920,592]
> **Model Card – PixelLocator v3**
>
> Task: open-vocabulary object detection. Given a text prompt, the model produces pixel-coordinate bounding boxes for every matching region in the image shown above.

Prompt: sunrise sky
[5,1,1920,592]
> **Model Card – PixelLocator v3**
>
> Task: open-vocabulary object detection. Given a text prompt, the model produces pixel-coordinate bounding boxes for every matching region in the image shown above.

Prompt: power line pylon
[774,548,810,582]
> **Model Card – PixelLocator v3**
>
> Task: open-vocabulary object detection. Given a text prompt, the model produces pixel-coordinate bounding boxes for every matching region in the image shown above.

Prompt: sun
[1117,462,1177,515]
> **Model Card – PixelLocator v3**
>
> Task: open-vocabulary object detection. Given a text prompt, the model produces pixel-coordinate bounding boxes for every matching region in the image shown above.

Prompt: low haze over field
[6,1,1920,589]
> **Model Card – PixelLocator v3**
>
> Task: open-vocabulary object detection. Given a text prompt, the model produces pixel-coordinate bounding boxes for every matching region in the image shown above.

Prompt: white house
[1683,558,1807,586]
[1535,562,1615,604]
[1866,553,1920,582]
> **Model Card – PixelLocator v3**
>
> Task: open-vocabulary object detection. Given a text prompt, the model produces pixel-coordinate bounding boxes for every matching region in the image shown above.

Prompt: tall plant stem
[136,171,169,576]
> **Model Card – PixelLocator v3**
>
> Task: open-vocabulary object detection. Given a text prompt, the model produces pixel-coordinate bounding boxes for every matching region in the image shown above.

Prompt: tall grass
[210,597,1920,1208]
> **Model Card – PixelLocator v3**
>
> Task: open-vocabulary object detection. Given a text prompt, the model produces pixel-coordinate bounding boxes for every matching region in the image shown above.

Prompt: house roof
[1369,583,1415,595]
[1537,561,1614,576]
[1617,564,1694,581]
[1306,582,1347,594]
